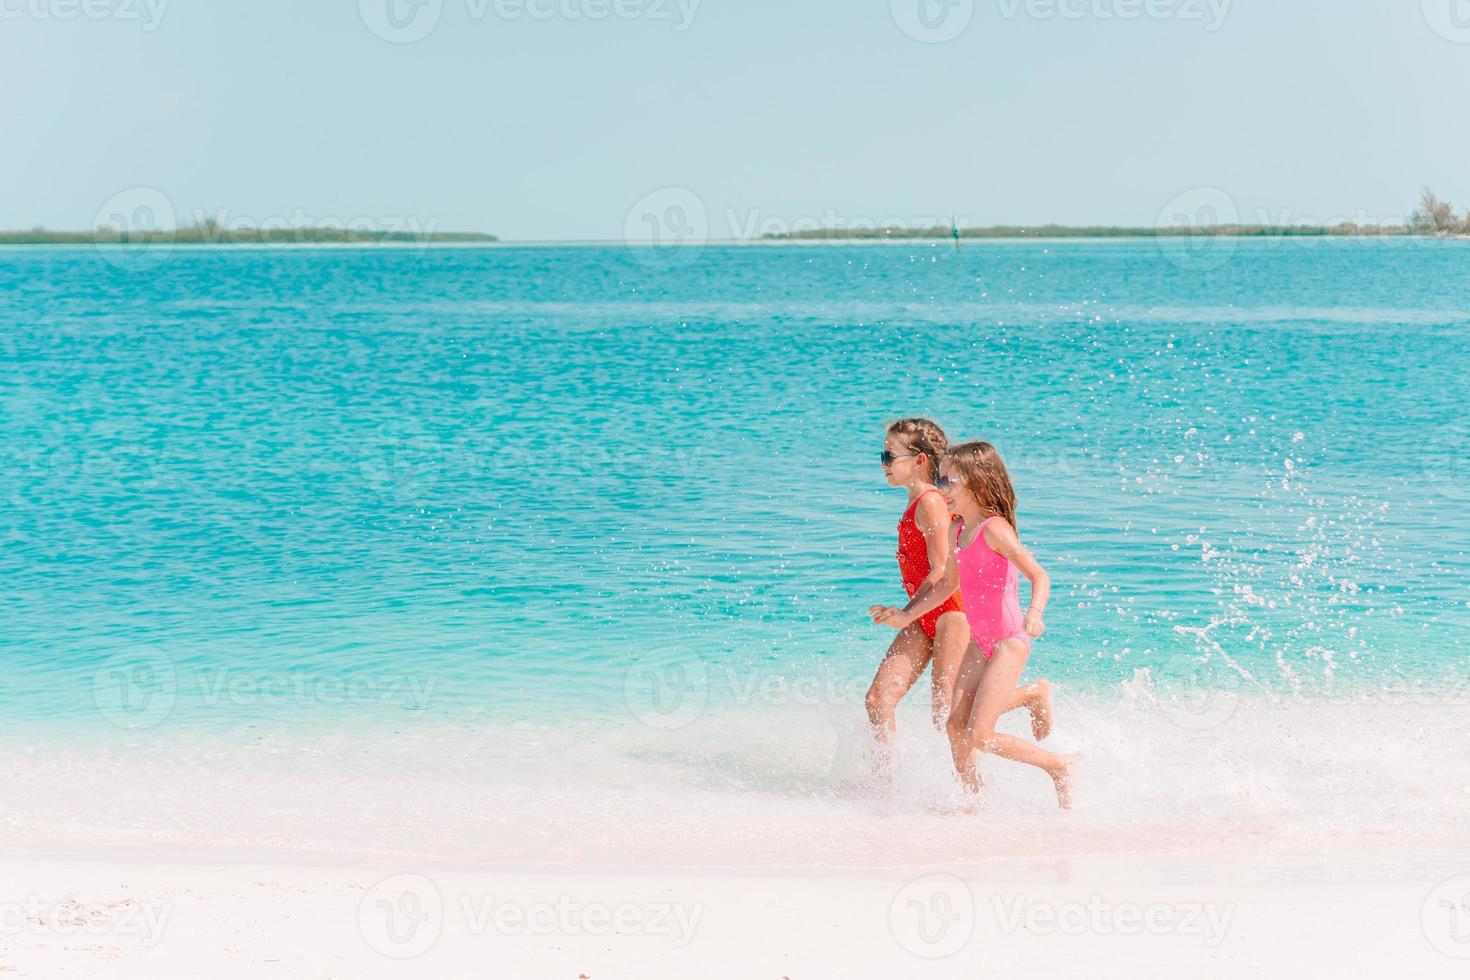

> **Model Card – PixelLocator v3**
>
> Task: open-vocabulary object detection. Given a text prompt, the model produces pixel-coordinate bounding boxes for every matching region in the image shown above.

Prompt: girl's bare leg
[944,640,988,793]
[929,611,970,729]
[945,642,1055,792]
[1017,679,1054,741]
[865,623,933,761]
[966,638,1077,809]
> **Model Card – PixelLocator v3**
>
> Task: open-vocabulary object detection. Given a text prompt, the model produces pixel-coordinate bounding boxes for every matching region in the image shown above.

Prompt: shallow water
[2,238,1466,737]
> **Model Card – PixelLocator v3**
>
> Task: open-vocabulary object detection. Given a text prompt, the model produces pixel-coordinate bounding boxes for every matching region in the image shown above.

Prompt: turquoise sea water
[2,239,1467,735]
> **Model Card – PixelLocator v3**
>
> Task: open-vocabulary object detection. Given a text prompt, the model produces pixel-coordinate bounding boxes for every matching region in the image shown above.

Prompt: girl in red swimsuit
[866,421,1054,766]
[864,420,968,751]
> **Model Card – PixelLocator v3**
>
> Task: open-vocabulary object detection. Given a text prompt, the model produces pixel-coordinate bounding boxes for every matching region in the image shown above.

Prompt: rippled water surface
[2,239,1467,734]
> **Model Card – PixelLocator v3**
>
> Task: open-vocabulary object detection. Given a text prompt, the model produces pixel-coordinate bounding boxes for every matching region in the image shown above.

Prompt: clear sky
[4,0,1469,240]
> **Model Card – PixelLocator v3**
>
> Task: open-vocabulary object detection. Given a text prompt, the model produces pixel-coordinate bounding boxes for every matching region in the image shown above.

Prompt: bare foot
[1051,756,1078,810]
[928,797,985,817]
[1029,679,1054,741]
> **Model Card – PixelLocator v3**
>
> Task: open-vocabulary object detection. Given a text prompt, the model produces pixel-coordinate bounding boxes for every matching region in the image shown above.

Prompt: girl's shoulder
[980,515,1019,548]
[911,487,949,525]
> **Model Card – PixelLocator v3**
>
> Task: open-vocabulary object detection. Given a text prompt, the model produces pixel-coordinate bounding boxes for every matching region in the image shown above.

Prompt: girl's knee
[944,705,970,738]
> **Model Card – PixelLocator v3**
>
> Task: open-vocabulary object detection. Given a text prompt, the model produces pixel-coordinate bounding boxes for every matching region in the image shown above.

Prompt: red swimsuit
[897,490,965,639]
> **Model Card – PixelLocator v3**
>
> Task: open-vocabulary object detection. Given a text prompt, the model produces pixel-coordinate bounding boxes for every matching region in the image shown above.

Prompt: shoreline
[4,696,1466,874]
[2,234,1468,252]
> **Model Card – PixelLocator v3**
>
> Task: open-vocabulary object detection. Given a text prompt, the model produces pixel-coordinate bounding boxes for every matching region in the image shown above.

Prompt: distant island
[761,188,1470,242]
[0,221,497,246]
[763,223,1416,241]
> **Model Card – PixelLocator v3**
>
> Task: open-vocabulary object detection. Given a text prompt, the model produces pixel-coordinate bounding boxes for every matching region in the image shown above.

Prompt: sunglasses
[880,451,918,467]
[936,475,958,492]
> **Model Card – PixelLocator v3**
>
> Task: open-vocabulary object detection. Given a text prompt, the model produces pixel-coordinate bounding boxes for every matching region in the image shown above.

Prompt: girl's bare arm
[983,518,1050,637]
[870,520,961,629]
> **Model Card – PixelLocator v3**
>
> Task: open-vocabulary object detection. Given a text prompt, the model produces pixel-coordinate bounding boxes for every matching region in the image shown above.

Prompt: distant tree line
[1408,187,1469,235]
[762,189,1470,242]
[0,216,497,246]
[765,223,1416,241]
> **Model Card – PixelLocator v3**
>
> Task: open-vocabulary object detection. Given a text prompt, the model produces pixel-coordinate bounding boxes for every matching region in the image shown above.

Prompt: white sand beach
[3,849,1466,978]
[4,696,1469,977]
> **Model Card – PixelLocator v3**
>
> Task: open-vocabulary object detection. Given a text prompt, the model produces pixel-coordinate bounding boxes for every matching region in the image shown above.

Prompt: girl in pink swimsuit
[865,421,1052,772]
[873,441,1076,809]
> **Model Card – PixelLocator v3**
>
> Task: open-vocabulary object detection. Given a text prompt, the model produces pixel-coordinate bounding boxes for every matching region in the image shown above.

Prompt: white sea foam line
[3,694,1466,870]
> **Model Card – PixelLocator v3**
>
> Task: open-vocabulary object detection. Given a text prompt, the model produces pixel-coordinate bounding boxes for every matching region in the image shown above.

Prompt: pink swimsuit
[955,516,1031,659]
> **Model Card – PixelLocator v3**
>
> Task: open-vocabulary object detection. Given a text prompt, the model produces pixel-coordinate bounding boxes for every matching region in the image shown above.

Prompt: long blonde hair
[946,441,1018,528]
